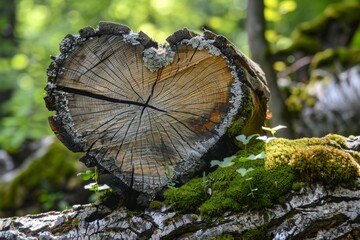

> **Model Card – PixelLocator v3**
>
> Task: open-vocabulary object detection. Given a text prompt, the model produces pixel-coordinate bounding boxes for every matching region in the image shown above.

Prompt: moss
[71,217,79,228]
[164,135,360,220]
[290,145,360,184]
[265,137,331,169]
[212,234,234,240]
[242,225,269,240]
[163,178,208,212]
[266,137,360,185]
[149,200,162,210]
[292,182,306,191]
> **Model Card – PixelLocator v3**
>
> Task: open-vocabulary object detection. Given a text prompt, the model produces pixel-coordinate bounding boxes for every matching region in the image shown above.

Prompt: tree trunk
[246,0,294,138]
[44,22,269,204]
[1,180,359,239]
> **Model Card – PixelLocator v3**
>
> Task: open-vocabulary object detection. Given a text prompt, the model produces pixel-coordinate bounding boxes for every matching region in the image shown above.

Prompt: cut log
[45,22,269,199]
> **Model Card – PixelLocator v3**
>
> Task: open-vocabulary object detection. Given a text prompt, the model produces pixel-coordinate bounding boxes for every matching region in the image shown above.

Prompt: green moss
[71,217,79,228]
[242,225,269,240]
[265,137,334,169]
[149,200,162,210]
[163,178,208,212]
[164,135,360,220]
[266,137,360,185]
[290,145,360,184]
[292,182,306,191]
[212,234,234,240]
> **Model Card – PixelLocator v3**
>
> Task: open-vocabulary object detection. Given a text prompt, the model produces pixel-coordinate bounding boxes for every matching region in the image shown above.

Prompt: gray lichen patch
[123,32,141,46]
[53,91,87,150]
[181,35,222,57]
[143,45,175,72]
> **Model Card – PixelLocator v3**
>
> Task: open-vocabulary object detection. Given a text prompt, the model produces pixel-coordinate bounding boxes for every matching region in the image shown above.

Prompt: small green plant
[210,156,236,168]
[236,167,254,177]
[77,166,111,202]
[165,163,176,188]
[261,125,287,137]
[235,134,258,154]
[245,177,258,198]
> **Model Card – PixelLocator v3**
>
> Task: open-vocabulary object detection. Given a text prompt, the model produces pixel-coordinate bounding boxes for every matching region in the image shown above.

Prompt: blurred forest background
[0,0,359,217]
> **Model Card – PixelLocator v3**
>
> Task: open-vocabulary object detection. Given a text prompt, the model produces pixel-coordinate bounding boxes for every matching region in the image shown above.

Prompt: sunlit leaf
[211,155,236,168]
[236,167,254,177]
[246,151,266,160]
[97,184,111,191]
[84,182,97,191]
[257,136,276,143]
[77,170,94,180]
[235,134,258,145]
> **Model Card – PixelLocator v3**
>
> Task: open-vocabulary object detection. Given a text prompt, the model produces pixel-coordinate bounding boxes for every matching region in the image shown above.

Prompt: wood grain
[45,22,269,196]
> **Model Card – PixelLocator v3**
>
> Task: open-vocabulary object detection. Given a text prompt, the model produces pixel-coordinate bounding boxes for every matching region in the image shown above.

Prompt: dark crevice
[57,86,167,113]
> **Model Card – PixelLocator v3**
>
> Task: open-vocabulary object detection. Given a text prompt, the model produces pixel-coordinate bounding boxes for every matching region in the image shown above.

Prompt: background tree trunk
[1,180,359,239]
[246,0,294,138]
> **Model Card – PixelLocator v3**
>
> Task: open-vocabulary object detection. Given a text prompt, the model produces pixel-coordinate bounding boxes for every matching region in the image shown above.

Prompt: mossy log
[44,22,269,201]
[0,180,359,239]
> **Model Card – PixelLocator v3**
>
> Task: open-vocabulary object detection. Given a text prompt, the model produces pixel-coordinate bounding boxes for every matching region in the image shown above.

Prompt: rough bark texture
[44,22,269,202]
[1,180,359,239]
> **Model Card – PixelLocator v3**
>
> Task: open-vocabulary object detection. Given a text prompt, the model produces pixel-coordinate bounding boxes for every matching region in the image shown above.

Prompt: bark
[1,180,359,239]
[246,0,294,138]
[44,22,269,204]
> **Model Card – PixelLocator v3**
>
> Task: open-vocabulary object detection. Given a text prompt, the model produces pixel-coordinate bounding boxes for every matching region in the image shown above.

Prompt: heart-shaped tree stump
[45,22,269,200]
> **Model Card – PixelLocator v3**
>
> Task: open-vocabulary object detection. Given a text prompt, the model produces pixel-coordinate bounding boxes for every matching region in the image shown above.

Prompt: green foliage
[164,178,208,212]
[211,156,236,168]
[0,0,249,152]
[241,225,269,240]
[77,167,112,202]
[0,140,81,216]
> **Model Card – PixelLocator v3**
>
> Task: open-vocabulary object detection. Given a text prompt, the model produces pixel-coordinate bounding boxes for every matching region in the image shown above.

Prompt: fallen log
[1,181,359,239]
[44,22,269,203]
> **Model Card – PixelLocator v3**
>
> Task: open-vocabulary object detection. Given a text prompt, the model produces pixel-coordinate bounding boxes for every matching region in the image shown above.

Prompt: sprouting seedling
[262,125,287,137]
[77,167,111,201]
[165,163,176,188]
[245,177,258,198]
[236,167,254,177]
[210,155,236,168]
[238,151,266,163]
[236,134,258,154]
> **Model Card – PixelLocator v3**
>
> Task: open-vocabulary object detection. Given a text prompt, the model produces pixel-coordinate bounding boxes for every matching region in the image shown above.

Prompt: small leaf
[238,156,249,163]
[97,184,111,191]
[236,167,254,177]
[210,156,236,168]
[235,134,258,145]
[262,125,287,136]
[210,160,222,167]
[272,125,287,131]
[84,182,98,191]
[256,136,276,143]
[77,170,94,180]
[247,151,266,160]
